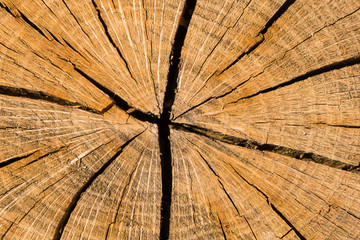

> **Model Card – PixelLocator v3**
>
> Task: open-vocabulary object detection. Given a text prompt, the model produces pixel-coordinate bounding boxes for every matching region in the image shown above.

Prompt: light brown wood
[0,0,359,239]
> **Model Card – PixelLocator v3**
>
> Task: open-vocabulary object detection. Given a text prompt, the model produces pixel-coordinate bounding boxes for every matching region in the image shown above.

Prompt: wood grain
[0,0,359,239]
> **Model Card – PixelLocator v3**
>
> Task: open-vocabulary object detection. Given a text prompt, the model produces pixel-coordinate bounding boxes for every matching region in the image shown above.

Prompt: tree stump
[0,0,359,239]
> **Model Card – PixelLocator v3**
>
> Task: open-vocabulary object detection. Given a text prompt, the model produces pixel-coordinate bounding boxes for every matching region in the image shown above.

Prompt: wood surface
[0,0,359,239]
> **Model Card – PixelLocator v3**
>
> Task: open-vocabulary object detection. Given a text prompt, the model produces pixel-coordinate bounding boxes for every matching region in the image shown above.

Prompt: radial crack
[188,0,296,100]
[158,123,172,240]
[174,7,359,120]
[62,39,89,61]
[229,163,305,240]
[0,84,102,114]
[62,0,94,44]
[243,216,257,240]
[197,149,260,239]
[260,0,296,35]
[90,0,136,81]
[186,0,253,90]
[196,150,221,179]
[0,150,39,169]
[1,218,18,239]
[312,123,360,129]
[218,215,228,240]
[73,67,158,123]
[218,180,240,216]
[233,56,360,102]
[270,204,307,240]
[161,0,197,120]
[17,146,67,170]
[280,229,293,239]
[170,122,360,173]
[157,0,197,239]
[216,34,264,77]
[53,131,143,240]
[229,164,270,204]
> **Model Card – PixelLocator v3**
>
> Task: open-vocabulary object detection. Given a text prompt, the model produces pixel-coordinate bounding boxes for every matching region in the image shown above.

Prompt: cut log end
[0,0,359,239]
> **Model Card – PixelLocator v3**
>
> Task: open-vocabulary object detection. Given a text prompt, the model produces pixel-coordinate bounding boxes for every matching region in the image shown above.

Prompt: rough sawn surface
[0,0,359,239]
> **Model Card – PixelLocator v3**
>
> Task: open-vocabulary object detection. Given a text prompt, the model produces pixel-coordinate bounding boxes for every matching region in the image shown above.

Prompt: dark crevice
[0,42,18,54]
[173,96,213,120]
[62,39,89,61]
[220,8,360,106]
[17,198,43,224]
[44,28,63,45]
[243,216,257,240]
[229,164,270,205]
[260,0,296,35]
[342,208,360,221]
[100,102,115,114]
[53,131,143,240]
[280,229,293,239]
[175,4,359,121]
[41,0,56,16]
[329,125,360,129]
[0,2,17,17]
[157,1,197,239]
[218,215,227,240]
[17,11,47,38]
[186,0,252,89]
[73,67,158,123]
[0,150,38,169]
[158,123,172,240]
[90,0,136,81]
[1,218,17,239]
[270,204,306,240]
[0,84,101,114]
[212,0,296,78]
[160,0,197,120]
[234,56,360,102]
[62,0,94,44]
[0,3,52,41]
[228,163,305,240]
[216,34,264,77]
[218,180,240,216]
[17,146,67,170]
[313,123,360,129]
[170,122,360,173]
[175,56,360,121]
[197,151,220,179]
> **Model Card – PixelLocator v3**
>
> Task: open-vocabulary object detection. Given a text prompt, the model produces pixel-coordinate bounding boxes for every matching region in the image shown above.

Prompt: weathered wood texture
[0,0,359,239]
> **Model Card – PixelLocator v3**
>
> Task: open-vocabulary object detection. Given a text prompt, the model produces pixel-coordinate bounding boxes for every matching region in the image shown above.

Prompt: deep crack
[1,0,357,239]
[157,0,196,239]
[53,132,143,240]
[0,84,101,114]
[170,122,360,173]
[73,66,158,123]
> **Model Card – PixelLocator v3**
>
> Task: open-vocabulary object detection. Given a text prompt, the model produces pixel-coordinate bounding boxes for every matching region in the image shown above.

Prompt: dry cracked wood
[0,0,359,239]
